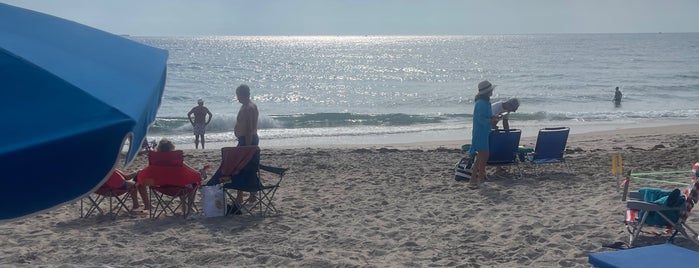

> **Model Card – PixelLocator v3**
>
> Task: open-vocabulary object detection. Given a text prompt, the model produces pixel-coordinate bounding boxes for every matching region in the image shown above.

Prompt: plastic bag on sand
[201,184,225,217]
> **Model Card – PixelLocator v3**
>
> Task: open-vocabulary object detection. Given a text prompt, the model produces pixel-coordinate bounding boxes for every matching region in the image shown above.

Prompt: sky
[2,0,698,36]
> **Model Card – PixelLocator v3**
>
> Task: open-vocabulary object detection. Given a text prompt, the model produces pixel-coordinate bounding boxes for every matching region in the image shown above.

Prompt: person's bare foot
[246,195,257,203]
[219,176,232,183]
[129,209,148,216]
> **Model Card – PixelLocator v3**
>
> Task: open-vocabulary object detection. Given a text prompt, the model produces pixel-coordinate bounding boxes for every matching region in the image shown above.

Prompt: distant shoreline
[169,119,698,150]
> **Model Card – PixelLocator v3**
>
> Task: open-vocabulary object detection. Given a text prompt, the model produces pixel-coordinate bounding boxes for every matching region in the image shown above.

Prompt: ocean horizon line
[128,32,699,38]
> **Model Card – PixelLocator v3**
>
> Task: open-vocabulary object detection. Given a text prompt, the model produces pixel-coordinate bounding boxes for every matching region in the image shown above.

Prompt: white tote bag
[200,184,225,217]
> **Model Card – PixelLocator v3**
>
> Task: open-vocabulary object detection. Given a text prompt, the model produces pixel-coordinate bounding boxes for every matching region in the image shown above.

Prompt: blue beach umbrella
[0,3,168,221]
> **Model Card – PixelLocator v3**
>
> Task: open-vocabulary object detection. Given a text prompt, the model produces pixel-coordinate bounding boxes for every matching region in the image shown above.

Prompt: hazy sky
[3,0,698,36]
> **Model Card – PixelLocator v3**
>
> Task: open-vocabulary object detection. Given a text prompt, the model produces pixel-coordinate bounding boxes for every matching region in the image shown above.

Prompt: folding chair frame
[80,187,131,220]
[149,185,199,219]
[223,164,287,217]
[138,150,203,219]
[625,182,699,247]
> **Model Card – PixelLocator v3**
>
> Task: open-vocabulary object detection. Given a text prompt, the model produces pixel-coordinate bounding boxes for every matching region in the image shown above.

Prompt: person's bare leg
[476,151,490,184]
[127,183,139,209]
[236,190,244,205]
[179,196,188,215]
[469,151,484,188]
[138,185,151,210]
[470,150,490,188]
[178,190,196,215]
[201,135,205,149]
[194,135,200,149]
[187,191,196,214]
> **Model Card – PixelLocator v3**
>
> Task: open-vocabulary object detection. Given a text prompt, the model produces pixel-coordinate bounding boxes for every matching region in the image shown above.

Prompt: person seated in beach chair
[136,138,202,218]
[82,169,146,218]
[118,170,152,214]
[118,171,148,213]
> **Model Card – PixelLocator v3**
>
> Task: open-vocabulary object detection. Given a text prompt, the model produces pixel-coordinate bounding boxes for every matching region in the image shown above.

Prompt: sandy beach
[2,124,699,267]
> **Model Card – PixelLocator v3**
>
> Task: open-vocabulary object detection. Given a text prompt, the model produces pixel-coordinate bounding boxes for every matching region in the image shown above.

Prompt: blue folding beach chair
[487,129,522,179]
[525,127,570,174]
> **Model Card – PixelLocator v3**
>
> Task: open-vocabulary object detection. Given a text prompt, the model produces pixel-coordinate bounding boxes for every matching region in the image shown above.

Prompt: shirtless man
[234,84,259,146]
[187,99,212,149]
[232,84,259,210]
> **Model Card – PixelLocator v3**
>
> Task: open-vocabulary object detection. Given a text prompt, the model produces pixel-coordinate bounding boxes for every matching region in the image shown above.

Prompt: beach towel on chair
[638,187,685,226]
[220,146,259,177]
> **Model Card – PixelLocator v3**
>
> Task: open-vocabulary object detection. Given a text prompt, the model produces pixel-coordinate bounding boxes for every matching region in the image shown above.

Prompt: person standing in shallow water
[187,99,212,149]
[613,86,623,107]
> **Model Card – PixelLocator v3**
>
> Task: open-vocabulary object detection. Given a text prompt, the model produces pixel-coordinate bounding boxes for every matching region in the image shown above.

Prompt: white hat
[477,80,495,96]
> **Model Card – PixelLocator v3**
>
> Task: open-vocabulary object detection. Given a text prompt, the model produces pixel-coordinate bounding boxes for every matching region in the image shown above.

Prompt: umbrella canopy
[0,3,168,221]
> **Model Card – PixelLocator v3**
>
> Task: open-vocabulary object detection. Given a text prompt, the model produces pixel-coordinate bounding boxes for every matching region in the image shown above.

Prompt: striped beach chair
[624,163,699,247]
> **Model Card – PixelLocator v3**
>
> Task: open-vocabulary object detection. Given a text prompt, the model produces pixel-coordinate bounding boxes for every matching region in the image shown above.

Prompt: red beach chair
[137,150,202,219]
[80,170,132,219]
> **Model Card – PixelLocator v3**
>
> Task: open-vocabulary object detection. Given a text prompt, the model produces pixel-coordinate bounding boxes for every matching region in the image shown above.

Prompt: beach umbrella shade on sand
[0,3,168,221]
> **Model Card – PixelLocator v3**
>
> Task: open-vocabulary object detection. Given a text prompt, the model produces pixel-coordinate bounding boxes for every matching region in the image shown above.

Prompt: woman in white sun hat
[468,80,498,190]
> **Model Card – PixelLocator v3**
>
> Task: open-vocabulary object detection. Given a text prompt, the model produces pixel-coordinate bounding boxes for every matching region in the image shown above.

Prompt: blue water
[133,34,699,148]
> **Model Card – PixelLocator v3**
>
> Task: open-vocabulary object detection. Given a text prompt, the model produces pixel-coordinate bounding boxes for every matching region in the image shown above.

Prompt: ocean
[133,33,699,149]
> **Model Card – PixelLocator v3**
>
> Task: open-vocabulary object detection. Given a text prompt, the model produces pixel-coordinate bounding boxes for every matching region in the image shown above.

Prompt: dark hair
[474,94,490,102]
[236,84,251,97]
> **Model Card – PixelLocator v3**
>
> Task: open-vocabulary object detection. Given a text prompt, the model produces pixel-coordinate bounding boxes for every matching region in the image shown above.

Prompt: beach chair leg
[629,213,650,247]
[515,161,523,179]
[259,187,279,215]
[680,224,699,247]
[111,192,131,219]
[82,194,106,218]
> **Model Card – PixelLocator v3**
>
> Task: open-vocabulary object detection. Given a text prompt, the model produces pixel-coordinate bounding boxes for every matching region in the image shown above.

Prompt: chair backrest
[147,150,184,167]
[532,127,570,161]
[679,167,699,223]
[103,170,126,189]
[488,129,521,164]
[96,170,130,196]
[217,146,262,191]
[138,150,200,186]
[220,146,260,176]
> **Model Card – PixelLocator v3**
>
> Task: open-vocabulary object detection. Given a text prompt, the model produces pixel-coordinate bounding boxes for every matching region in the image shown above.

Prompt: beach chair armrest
[626,200,681,211]
[628,192,643,200]
[260,164,287,176]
